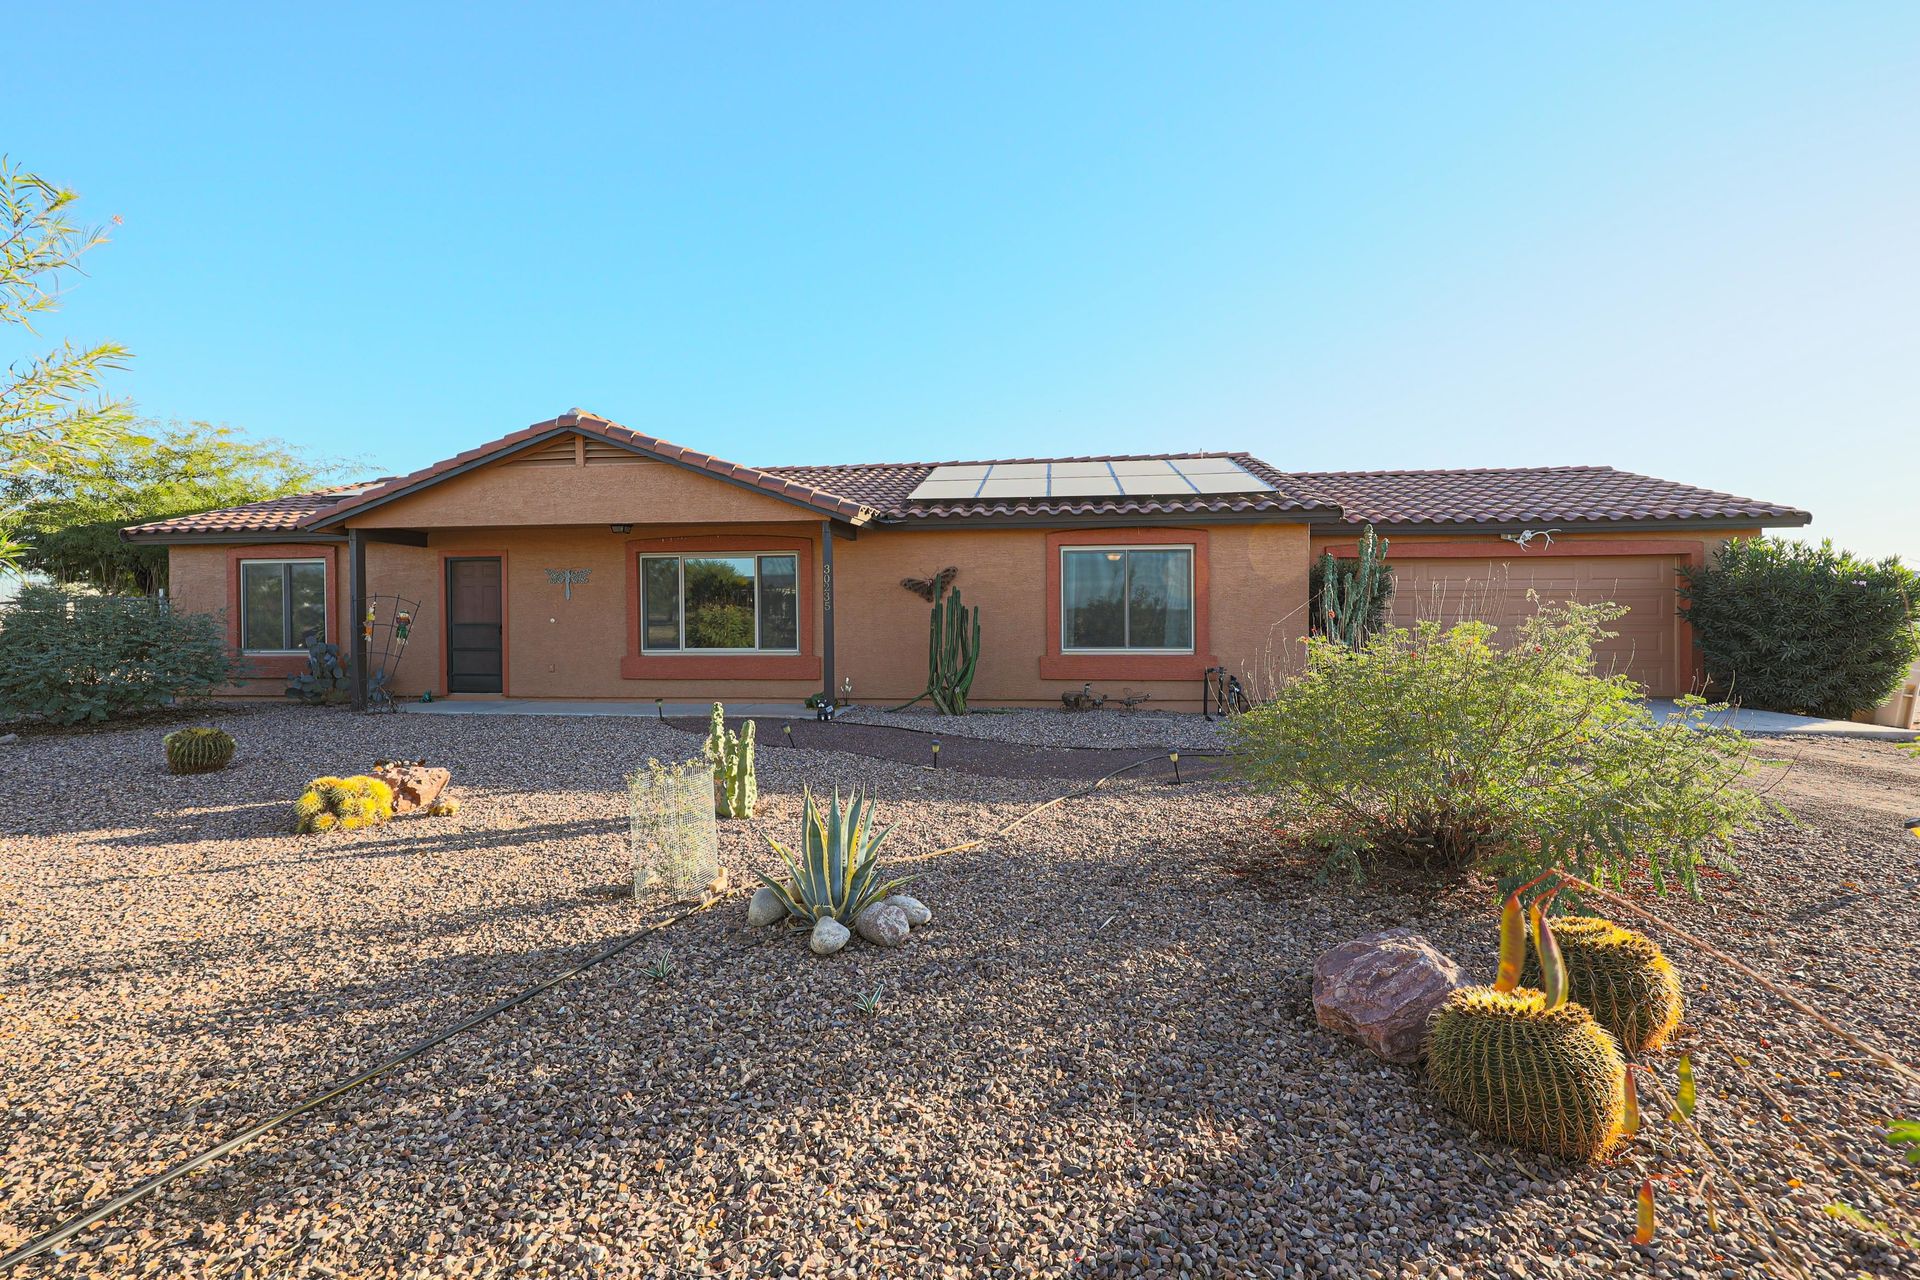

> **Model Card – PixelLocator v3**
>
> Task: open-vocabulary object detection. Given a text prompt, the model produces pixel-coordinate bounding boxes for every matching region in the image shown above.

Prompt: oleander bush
[1230,602,1781,889]
[1679,537,1919,720]
[0,585,236,724]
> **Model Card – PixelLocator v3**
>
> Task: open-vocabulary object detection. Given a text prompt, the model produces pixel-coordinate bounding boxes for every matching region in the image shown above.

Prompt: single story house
[123,409,1810,710]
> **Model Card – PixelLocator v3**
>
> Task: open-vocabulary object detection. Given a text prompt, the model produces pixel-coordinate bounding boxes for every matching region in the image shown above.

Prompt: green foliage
[15,421,340,593]
[1679,537,1920,719]
[163,725,235,774]
[755,786,912,924]
[1519,916,1684,1054]
[1425,985,1628,1162]
[1311,524,1393,647]
[1229,603,1779,889]
[1884,1120,1920,1165]
[0,585,236,724]
[0,159,138,570]
[293,774,394,834]
[703,702,757,818]
[285,632,351,704]
[926,580,980,715]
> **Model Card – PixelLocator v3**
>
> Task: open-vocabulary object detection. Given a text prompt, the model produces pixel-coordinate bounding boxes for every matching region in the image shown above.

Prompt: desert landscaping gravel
[3,705,1919,1278]
[836,705,1229,753]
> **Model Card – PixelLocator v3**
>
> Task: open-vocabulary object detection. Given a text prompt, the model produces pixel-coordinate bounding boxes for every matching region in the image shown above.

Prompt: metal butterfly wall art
[899,566,958,601]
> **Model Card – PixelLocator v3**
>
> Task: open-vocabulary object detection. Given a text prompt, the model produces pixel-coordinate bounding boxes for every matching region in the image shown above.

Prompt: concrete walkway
[401,698,812,719]
[1646,698,1917,740]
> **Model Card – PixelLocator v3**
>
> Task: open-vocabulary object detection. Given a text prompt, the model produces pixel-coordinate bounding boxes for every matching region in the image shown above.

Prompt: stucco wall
[169,519,1313,709]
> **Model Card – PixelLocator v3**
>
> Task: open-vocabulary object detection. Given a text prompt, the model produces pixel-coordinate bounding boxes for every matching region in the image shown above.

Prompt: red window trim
[226,544,341,680]
[621,534,821,680]
[439,549,511,697]
[1040,528,1213,681]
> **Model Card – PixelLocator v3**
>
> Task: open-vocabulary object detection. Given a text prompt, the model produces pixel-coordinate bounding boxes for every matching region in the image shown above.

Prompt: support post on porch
[820,520,836,712]
[348,528,369,712]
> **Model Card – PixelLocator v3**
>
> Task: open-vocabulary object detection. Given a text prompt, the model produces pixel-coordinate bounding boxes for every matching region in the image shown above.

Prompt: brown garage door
[1386,555,1685,695]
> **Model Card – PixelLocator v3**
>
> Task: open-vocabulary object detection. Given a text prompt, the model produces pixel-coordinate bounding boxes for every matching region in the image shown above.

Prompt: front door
[445,557,503,694]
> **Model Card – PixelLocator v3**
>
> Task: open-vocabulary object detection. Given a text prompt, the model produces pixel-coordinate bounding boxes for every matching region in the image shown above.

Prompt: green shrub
[0,585,236,725]
[1229,602,1779,889]
[1678,538,1919,719]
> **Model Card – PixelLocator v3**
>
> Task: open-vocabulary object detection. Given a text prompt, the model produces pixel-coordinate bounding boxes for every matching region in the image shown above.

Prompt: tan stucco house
[123,409,1810,710]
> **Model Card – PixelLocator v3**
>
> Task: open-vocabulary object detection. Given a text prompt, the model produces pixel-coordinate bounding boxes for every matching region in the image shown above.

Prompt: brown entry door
[445,557,503,694]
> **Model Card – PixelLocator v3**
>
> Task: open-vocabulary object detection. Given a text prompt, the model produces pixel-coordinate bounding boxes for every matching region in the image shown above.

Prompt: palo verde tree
[0,158,136,571]
[16,420,339,594]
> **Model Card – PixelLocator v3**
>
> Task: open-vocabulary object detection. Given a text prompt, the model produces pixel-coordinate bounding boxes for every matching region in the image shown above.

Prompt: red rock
[370,762,451,814]
[1312,928,1465,1064]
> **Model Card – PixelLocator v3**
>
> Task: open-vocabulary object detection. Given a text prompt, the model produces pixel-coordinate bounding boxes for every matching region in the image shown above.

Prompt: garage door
[1386,555,1686,695]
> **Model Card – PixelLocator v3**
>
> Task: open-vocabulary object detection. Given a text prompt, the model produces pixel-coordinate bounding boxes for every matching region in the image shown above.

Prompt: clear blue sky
[10,4,1918,555]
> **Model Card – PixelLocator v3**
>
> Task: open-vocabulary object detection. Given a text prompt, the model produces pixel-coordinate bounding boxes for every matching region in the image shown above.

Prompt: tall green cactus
[927,581,981,715]
[704,701,758,818]
[1318,523,1391,649]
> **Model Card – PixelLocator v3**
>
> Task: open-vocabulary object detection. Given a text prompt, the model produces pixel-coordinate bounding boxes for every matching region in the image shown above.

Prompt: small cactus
[427,796,460,817]
[1521,915,1684,1054]
[164,727,235,774]
[294,774,395,834]
[703,702,757,819]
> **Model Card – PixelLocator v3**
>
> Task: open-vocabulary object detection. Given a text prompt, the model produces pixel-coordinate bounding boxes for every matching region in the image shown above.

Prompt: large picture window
[1061,546,1194,652]
[240,559,328,653]
[640,553,800,653]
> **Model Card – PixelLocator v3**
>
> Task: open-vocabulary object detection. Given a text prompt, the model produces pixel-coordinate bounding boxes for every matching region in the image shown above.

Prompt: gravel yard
[835,705,1230,753]
[4,707,1919,1278]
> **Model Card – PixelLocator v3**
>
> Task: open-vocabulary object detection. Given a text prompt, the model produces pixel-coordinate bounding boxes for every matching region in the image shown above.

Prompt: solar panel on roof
[903,456,1272,501]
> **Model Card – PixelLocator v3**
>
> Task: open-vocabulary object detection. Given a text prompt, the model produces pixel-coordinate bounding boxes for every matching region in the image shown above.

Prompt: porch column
[348,528,368,712]
[820,520,836,708]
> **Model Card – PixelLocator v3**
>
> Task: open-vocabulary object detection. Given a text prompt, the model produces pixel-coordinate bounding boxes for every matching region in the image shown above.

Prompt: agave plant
[756,786,913,924]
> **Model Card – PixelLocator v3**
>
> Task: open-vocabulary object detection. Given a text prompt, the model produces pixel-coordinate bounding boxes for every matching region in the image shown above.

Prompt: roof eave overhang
[873,507,1328,530]
[119,529,350,545]
[302,424,876,532]
[1306,513,1814,537]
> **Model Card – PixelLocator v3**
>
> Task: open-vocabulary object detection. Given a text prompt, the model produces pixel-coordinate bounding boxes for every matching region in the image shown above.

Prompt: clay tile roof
[763,452,1331,521]
[119,481,401,537]
[1288,465,1811,528]
[297,410,879,528]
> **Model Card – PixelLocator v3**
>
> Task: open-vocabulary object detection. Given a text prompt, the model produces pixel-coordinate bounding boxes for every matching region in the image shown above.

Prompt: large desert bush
[1679,537,1918,719]
[0,585,235,724]
[1229,602,1779,889]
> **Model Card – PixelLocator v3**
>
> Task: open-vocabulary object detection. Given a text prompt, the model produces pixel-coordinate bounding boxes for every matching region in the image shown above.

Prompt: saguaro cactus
[927,581,981,715]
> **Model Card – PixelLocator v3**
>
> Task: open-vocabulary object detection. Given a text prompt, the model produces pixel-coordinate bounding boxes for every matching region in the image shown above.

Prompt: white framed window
[640,553,801,654]
[1060,545,1195,653]
[240,558,328,653]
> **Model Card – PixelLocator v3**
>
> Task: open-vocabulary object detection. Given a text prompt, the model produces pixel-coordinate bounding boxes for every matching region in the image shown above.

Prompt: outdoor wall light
[610,523,632,534]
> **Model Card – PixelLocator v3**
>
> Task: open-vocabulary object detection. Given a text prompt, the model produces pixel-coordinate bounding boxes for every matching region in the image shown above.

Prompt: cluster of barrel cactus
[1422,880,1685,1163]
[293,775,396,834]
[163,726,236,774]
[1520,914,1684,1053]
[704,701,757,818]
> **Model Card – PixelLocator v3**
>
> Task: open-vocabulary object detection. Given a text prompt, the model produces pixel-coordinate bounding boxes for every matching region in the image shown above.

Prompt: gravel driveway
[3,706,1917,1278]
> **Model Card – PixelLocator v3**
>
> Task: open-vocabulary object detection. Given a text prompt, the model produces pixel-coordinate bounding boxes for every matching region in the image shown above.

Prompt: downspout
[348,528,369,712]
[820,520,836,713]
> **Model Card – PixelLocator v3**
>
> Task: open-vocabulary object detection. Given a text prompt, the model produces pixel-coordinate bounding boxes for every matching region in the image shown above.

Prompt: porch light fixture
[610,523,632,534]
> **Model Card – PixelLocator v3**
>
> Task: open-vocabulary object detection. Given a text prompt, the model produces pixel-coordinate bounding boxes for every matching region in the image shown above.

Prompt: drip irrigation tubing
[0,753,1165,1271]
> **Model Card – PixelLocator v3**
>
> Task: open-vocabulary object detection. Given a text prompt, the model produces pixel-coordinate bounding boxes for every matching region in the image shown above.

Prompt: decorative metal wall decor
[545,567,591,599]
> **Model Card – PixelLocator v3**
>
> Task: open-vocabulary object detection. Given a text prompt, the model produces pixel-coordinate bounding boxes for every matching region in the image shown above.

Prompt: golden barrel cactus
[1520,915,1683,1053]
[164,727,236,774]
[1425,986,1628,1163]
[293,774,396,834]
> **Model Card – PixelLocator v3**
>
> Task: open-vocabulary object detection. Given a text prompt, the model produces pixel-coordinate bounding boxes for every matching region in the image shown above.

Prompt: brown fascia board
[1305,513,1814,537]
[119,528,348,545]
[302,416,878,531]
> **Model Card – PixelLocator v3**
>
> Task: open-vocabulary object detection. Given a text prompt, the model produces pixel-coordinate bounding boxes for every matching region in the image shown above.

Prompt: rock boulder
[1312,928,1465,1064]
[370,761,451,814]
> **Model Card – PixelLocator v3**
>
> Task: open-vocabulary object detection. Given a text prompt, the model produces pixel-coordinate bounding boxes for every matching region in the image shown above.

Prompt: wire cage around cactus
[630,758,721,901]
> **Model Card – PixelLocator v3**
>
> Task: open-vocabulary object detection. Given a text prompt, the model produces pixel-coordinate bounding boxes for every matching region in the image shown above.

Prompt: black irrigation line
[0,754,1170,1271]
